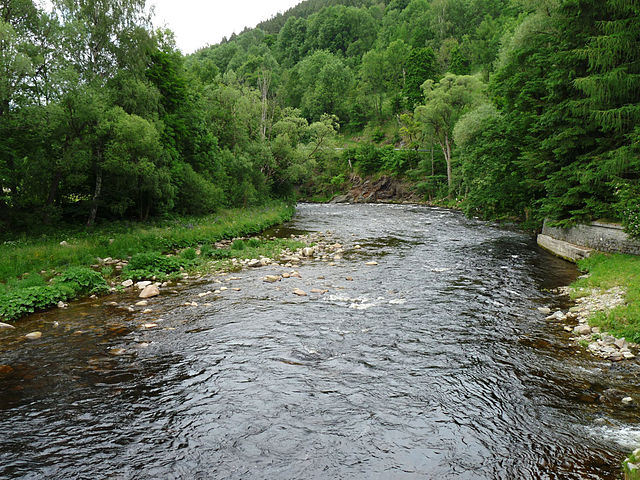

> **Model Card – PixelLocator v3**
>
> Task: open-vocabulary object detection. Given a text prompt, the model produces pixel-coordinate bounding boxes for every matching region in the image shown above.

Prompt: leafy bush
[231,239,246,250]
[615,183,640,238]
[122,252,192,281]
[0,267,107,321]
[53,267,109,295]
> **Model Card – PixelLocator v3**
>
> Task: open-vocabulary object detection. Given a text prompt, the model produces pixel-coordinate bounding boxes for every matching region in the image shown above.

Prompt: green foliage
[122,251,191,281]
[616,183,640,238]
[0,266,107,322]
[53,267,108,295]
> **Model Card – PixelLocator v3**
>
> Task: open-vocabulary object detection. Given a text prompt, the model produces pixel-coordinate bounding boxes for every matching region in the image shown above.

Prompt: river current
[1,203,640,479]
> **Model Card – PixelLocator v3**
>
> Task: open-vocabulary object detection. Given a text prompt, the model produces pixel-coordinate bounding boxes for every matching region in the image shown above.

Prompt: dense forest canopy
[1,0,638,234]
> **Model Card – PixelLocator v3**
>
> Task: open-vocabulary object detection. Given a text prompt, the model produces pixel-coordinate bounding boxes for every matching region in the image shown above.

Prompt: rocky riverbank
[545,281,636,361]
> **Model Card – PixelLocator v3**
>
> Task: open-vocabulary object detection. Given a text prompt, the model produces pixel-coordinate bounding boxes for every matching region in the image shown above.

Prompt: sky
[150,0,303,53]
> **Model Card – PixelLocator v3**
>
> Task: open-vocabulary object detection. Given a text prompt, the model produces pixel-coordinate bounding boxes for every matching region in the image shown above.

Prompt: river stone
[25,331,42,340]
[142,309,153,314]
[608,352,624,361]
[293,288,307,297]
[136,281,152,289]
[139,285,160,299]
[345,276,353,281]
[573,324,591,335]
[545,311,566,321]
[281,273,291,279]
[538,307,552,314]
[622,397,634,405]
[366,261,378,266]
[264,275,281,283]
[302,247,314,257]
[247,259,262,268]
[135,300,148,306]
[121,279,134,288]
[57,301,68,309]
[0,322,15,330]
[615,337,627,349]
[311,288,328,294]
[109,348,126,356]
[142,323,158,329]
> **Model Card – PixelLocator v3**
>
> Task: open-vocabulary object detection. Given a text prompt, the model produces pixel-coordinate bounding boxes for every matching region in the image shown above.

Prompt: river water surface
[2,203,640,479]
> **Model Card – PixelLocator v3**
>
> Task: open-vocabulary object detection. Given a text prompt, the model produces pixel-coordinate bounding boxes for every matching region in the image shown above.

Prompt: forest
[1,0,638,234]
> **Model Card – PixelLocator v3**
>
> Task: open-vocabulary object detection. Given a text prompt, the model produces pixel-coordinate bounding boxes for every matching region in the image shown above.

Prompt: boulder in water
[139,285,160,298]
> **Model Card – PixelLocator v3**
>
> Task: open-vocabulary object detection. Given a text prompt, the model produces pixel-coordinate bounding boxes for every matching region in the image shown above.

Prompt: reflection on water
[1,203,639,479]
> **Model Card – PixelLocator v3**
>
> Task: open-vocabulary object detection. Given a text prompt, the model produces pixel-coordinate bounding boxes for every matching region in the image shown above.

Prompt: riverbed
[1,203,640,479]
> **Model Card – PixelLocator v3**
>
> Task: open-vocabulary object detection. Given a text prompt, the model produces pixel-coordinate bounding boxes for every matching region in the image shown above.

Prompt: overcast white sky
[150,0,302,53]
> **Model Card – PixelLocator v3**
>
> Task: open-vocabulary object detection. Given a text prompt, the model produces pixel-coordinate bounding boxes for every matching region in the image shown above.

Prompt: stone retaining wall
[541,220,640,256]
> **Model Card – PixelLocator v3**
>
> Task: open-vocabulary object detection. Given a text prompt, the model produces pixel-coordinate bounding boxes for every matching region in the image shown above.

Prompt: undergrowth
[0,203,295,322]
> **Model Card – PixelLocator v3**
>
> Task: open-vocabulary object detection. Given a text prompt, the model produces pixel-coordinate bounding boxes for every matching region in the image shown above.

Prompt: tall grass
[0,203,295,321]
[0,203,294,287]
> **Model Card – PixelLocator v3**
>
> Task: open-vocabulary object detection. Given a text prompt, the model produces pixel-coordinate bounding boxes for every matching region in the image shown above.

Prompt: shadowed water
[1,203,640,479]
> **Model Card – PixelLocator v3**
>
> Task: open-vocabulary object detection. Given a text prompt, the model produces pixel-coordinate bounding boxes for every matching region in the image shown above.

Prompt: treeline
[0,0,335,231]
[2,0,638,234]
[194,0,639,232]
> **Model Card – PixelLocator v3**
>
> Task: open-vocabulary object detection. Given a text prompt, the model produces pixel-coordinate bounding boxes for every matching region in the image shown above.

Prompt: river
[1,203,640,479]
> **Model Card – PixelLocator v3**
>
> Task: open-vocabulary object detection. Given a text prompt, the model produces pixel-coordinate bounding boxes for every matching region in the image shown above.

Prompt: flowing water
[1,203,640,479]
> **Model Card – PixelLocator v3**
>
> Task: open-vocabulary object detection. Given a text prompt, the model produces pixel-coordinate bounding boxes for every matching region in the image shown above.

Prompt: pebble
[136,281,152,289]
[121,279,134,288]
[142,309,153,314]
[264,275,281,283]
[365,261,378,266]
[25,331,42,340]
[142,323,158,329]
[622,397,634,405]
[293,288,307,297]
[0,322,16,330]
[538,307,552,314]
[57,301,68,309]
[281,273,291,279]
[310,288,328,294]
[573,324,591,335]
[135,300,148,306]
[345,276,353,281]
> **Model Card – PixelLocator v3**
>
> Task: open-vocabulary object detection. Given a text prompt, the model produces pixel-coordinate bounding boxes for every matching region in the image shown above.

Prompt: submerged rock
[0,322,15,330]
[25,331,42,340]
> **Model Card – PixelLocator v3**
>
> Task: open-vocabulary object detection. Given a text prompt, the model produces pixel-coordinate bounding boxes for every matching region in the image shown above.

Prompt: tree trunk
[439,134,453,199]
[43,166,63,224]
[87,165,102,227]
[430,143,435,177]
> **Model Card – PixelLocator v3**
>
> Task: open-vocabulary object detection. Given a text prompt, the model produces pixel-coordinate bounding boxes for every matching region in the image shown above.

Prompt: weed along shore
[548,253,640,362]
[0,203,296,324]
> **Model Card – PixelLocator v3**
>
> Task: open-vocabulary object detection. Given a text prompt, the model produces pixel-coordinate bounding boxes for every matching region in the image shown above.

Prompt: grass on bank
[0,203,295,322]
[571,253,640,342]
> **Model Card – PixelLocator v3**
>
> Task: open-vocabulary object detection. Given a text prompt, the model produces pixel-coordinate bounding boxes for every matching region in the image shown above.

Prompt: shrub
[122,252,191,280]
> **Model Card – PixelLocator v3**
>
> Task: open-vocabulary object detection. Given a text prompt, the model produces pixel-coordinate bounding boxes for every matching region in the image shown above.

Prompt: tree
[403,47,437,109]
[415,73,484,197]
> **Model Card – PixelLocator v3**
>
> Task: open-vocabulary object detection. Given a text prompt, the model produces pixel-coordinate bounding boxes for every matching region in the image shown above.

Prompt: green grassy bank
[571,253,640,342]
[0,203,296,323]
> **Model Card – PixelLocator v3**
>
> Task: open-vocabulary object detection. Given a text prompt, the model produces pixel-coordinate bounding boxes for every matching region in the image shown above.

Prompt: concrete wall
[542,220,640,255]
